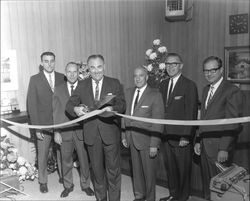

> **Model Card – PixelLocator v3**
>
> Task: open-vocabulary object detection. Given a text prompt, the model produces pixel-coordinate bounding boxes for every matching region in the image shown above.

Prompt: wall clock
[229,13,249,34]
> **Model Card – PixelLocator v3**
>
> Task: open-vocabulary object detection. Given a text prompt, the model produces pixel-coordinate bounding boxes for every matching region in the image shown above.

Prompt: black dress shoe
[60,185,74,198]
[82,187,94,196]
[39,183,48,193]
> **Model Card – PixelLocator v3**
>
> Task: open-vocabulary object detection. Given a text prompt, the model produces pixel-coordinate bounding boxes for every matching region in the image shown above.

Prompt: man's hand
[194,143,201,155]
[149,147,158,158]
[36,131,44,140]
[74,106,87,116]
[122,138,128,148]
[179,137,190,147]
[217,150,228,163]
[102,106,113,112]
[54,132,62,145]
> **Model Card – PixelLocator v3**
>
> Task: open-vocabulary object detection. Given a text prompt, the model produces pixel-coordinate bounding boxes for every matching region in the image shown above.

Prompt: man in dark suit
[159,53,198,201]
[53,62,94,198]
[194,56,243,200]
[27,51,65,193]
[122,66,164,201]
[66,55,126,201]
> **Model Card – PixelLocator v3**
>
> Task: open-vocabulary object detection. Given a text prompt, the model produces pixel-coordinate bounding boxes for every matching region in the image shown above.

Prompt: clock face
[229,14,249,34]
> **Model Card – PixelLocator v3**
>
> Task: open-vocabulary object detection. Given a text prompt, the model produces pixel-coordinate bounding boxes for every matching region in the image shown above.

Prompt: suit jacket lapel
[100,76,108,99]
[127,88,136,115]
[63,83,70,98]
[55,72,64,87]
[86,78,95,102]
[39,71,52,92]
[206,80,225,108]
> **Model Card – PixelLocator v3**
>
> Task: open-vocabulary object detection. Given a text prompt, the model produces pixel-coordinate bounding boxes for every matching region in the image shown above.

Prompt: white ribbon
[1,110,250,129]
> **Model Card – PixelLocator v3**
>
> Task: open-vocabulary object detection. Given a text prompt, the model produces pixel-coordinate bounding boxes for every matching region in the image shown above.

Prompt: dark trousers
[37,131,52,184]
[130,141,157,201]
[60,136,90,189]
[200,147,220,200]
[87,134,121,201]
[164,141,192,201]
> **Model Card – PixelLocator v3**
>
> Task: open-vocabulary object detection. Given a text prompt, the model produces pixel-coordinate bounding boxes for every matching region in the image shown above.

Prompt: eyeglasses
[203,67,221,74]
[166,62,181,68]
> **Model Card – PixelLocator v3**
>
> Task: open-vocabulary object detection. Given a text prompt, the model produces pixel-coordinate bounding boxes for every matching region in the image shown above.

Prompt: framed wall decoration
[224,46,250,83]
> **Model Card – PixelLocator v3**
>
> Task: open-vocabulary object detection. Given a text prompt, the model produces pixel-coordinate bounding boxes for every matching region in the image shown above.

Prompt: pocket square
[141,105,149,108]
[107,93,113,96]
[174,96,183,100]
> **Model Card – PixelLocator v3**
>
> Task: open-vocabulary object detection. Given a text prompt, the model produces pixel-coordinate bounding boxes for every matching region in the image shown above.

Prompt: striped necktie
[206,85,214,108]
[94,80,99,101]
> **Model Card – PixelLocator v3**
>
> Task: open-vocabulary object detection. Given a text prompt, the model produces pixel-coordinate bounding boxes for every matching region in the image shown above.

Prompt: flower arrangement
[0,133,38,183]
[77,62,90,80]
[143,39,168,87]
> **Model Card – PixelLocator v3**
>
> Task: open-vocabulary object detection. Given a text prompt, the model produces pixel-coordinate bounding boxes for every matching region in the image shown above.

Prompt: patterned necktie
[167,78,173,102]
[134,89,140,109]
[94,80,99,101]
[206,85,214,108]
[70,85,74,96]
[49,74,54,92]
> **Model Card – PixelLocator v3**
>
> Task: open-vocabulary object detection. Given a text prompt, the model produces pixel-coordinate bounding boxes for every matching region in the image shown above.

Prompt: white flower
[146,49,153,56]
[149,52,157,60]
[17,156,26,166]
[146,64,153,72]
[9,163,17,169]
[19,166,28,175]
[159,63,166,70]
[7,152,18,163]
[158,46,167,53]
[153,39,160,45]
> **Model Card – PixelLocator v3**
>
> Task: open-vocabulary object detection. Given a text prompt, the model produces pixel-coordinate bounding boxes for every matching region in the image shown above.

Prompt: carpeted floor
[1,169,169,201]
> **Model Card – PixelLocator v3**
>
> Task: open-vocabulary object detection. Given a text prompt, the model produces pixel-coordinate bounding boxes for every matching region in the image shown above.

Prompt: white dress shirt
[131,84,147,115]
[205,77,223,108]
[67,81,78,96]
[43,70,55,90]
[92,78,103,100]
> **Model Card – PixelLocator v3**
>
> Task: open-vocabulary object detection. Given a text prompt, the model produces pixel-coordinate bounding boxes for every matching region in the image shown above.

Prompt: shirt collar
[67,80,78,88]
[92,77,103,85]
[43,70,55,77]
[136,84,147,93]
[210,76,223,90]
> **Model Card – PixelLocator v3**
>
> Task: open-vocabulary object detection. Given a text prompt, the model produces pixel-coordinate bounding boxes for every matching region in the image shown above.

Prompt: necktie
[206,85,214,108]
[49,74,54,92]
[134,89,140,109]
[70,85,74,96]
[94,80,99,101]
[167,78,173,102]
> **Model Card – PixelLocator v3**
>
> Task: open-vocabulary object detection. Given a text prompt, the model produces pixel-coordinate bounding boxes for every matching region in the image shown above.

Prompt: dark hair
[87,54,105,64]
[40,51,55,61]
[165,53,183,63]
[65,62,79,71]
[203,56,222,68]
